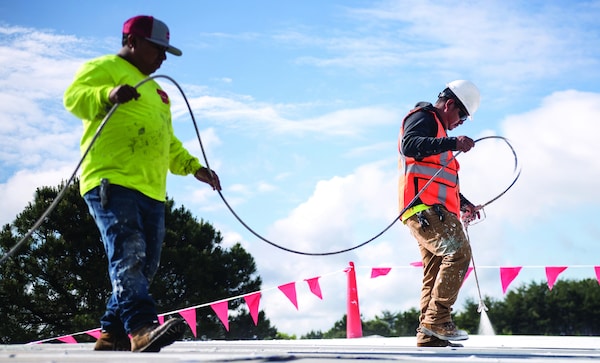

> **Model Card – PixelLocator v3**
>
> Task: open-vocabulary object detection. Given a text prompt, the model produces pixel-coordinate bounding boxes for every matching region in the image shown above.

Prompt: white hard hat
[446,80,480,117]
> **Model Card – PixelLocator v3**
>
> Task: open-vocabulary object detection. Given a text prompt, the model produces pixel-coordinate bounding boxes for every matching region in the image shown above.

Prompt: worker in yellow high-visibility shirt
[64,15,221,353]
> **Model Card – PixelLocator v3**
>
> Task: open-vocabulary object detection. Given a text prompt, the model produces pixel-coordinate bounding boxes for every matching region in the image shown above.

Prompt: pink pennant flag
[57,335,77,344]
[595,266,600,285]
[278,282,298,310]
[244,292,261,325]
[85,329,102,339]
[158,315,165,325]
[410,261,423,267]
[305,277,323,299]
[179,308,197,337]
[546,266,568,290]
[464,267,473,281]
[211,301,230,331]
[371,267,391,278]
[500,267,522,294]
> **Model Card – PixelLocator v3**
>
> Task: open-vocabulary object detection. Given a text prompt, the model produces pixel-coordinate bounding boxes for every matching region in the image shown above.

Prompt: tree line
[0,180,277,343]
[302,277,600,339]
[1,181,599,343]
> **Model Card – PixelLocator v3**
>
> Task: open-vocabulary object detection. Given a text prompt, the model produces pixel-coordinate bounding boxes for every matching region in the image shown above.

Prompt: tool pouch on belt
[416,211,430,230]
[416,205,446,230]
[433,204,445,222]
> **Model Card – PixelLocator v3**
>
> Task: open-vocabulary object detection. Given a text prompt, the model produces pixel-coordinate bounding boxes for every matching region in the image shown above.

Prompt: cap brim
[166,46,182,56]
[147,38,182,56]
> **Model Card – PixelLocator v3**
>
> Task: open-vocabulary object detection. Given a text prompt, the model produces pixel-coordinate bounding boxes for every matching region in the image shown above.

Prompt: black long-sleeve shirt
[400,102,458,159]
[400,102,474,210]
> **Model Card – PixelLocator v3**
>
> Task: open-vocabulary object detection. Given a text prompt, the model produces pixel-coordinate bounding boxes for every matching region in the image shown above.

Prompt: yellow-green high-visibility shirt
[64,54,202,201]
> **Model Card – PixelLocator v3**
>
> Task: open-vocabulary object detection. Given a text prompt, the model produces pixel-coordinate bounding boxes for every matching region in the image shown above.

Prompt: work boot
[419,322,469,341]
[93,330,131,351]
[130,318,187,353]
[417,338,464,347]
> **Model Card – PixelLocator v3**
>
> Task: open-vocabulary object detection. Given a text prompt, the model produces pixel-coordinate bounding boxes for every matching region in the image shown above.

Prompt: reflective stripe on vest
[398,107,460,217]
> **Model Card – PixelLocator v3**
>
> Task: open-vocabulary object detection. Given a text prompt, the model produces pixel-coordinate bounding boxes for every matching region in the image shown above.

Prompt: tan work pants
[405,206,471,343]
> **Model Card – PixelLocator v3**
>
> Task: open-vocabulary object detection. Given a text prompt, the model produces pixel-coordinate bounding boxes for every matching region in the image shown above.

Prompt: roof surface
[2,335,600,362]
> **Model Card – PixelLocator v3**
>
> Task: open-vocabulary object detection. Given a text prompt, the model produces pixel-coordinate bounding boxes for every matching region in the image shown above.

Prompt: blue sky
[2,0,600,337]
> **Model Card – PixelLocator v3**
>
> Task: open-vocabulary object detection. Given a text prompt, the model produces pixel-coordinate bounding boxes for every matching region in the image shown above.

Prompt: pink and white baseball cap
[123,15,182,56]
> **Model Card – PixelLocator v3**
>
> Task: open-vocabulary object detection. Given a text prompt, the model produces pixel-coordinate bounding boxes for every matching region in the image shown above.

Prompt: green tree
[0,180,277,343]
[322,314,349,339]
[301,309,420,339]
[302,330,324,339]
[301,278,600,339]
[454,297,500,334]
[393,308,420,336]
[491,279,600,335]
[363,314,393,337]
[155,200,278,340]
[0,181,107,343]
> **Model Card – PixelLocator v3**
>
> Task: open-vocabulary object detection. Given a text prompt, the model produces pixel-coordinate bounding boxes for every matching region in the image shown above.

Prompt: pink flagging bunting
[500,266,522,294]
[210,301,230,331]
[305,277,323,299]
[370,267,391,278]
[278,282,299,310]
[57,335,77,344]
[179,308,197,337]
[546,266,568,290]
[244,292,261,325]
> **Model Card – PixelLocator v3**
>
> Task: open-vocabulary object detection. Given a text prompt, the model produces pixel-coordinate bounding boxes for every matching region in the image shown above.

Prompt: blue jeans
[84,184,165,334]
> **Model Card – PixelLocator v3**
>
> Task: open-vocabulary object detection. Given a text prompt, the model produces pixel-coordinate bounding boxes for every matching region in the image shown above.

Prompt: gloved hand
[461,204,481,225]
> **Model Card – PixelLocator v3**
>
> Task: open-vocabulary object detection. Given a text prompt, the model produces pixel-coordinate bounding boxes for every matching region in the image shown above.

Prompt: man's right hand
[455,136,475,152]
[109,85,140,104]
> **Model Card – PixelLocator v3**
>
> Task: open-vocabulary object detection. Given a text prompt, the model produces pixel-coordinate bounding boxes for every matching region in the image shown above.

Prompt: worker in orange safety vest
[398,80,481,347]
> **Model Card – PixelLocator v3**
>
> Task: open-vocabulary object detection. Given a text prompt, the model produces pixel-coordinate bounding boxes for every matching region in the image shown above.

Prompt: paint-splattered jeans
[405,205,471,343]
[84,184,165,334]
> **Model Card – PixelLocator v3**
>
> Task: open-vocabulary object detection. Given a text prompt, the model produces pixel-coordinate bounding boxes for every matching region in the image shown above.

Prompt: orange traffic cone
[346,261,363,338]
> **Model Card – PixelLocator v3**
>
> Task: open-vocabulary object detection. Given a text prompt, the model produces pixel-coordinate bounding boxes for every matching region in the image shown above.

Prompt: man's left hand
[461,204,481,224]
[195,167,222,191]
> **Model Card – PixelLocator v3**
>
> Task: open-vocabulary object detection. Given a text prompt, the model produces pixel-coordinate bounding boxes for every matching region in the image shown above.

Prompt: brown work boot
[130,318,187,353]
[419,322,468,341]
[93,330,131,351]
[417,338,464,347]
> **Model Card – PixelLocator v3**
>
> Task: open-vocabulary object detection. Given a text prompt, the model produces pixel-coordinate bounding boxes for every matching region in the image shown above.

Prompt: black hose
[0,75,521,263]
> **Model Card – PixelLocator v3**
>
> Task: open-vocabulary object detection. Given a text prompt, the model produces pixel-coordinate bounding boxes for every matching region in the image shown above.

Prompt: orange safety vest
[398,107,460,218]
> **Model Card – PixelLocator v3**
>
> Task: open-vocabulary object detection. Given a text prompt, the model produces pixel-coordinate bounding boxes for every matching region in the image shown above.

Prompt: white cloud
[0,166,77,226]
[265,159,398,254]
[460,90,600,219]
[0,25,91,185]
[276,1,600,101]
[242,158,412,334]
[179,94,398,136]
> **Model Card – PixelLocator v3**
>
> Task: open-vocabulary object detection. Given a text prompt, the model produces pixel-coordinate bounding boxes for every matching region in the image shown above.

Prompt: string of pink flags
[28,261,600,344]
